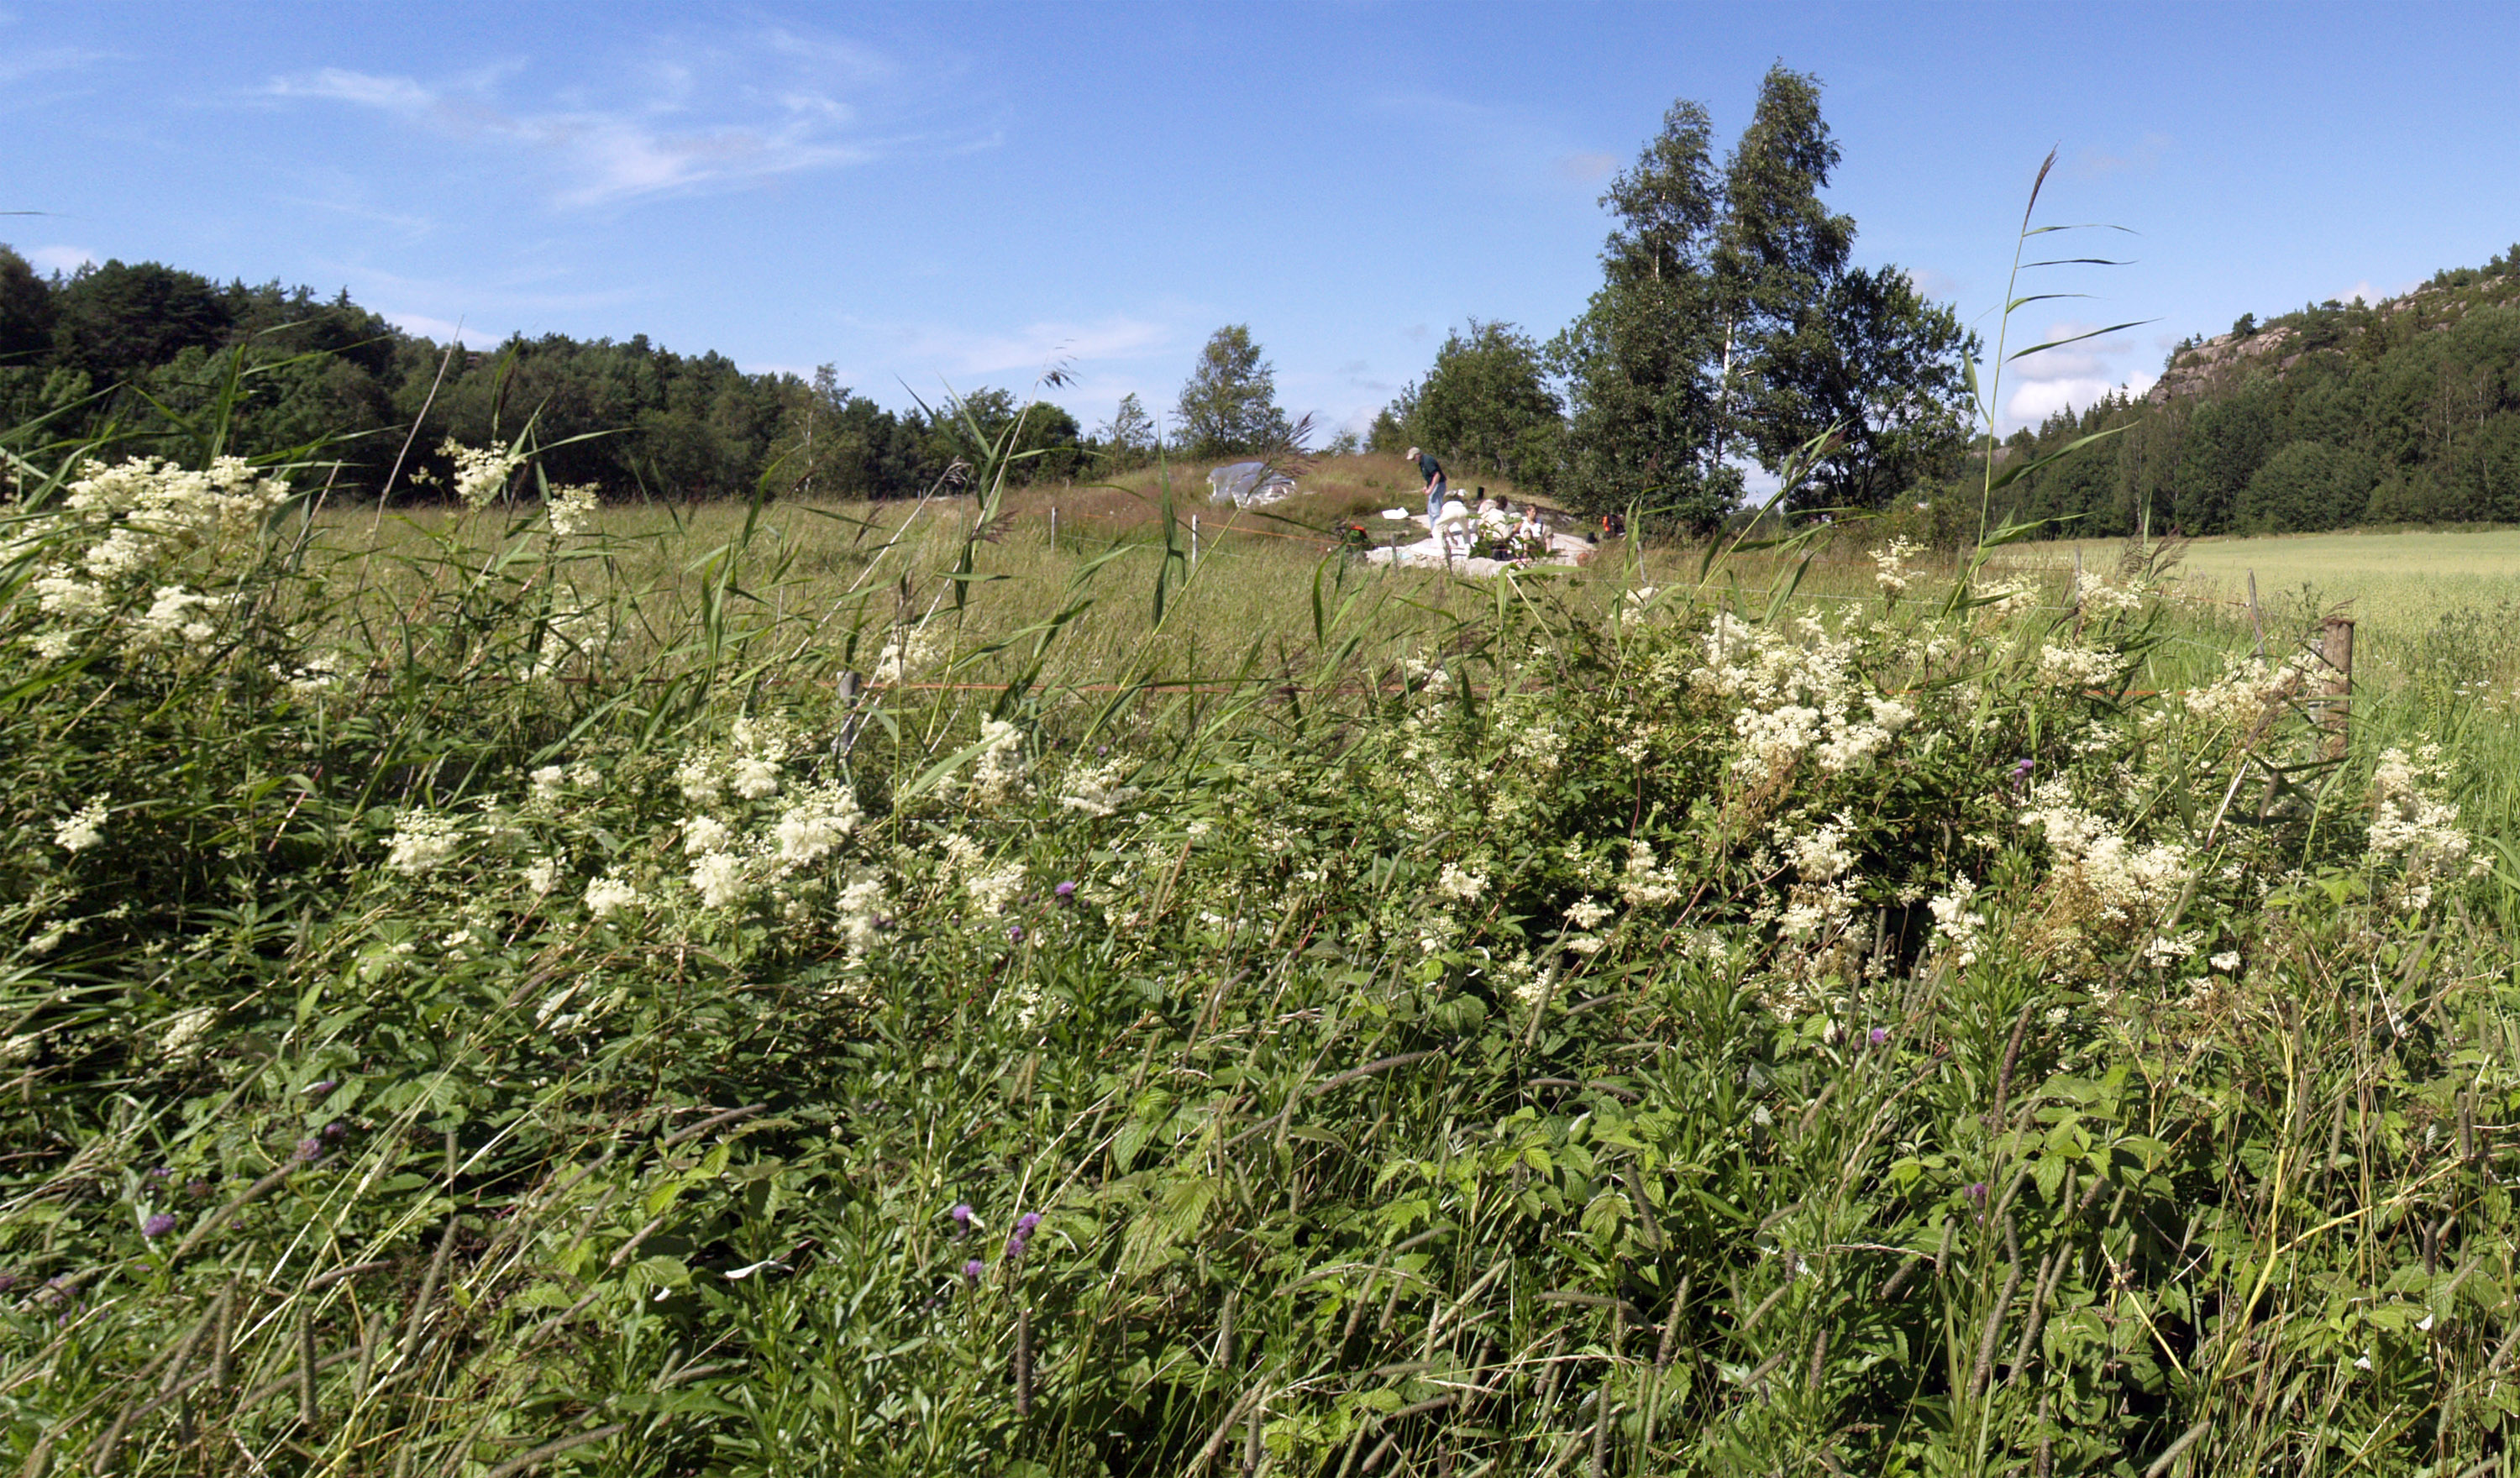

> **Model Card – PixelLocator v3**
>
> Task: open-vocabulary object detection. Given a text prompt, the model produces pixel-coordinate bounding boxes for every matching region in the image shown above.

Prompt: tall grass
[8,220,2520,1476]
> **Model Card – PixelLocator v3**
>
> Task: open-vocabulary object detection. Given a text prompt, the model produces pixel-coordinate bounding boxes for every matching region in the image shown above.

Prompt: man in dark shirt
[1405,447,1446,521]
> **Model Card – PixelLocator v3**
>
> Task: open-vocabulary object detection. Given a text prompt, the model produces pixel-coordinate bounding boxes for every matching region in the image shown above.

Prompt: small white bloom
[690,852,751,909]
[682,815,735,856]
[383,810,461,875]
[731,757,781,801]
[585,873,643,920]
[2210,951,2241,974]
[523,856,564,894]
[531,765,567,797]
[54,796,109,854]
[1436,862,1488,902]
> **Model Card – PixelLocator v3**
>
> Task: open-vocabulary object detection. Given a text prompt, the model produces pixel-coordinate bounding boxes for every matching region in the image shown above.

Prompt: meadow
[8,422,2520,1478]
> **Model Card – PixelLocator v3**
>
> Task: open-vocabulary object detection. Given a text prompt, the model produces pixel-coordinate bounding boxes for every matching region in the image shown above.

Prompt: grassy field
[11,438,2520,1476]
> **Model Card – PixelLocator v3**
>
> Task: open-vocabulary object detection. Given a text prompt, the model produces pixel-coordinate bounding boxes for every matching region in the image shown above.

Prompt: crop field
[8,430,2520,1478]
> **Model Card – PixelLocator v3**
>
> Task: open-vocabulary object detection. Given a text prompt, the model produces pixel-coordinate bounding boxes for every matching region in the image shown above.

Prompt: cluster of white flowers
[15,457,292,657]
[2016,777,2192,927]
[585,872,643,919]
[1872,537,1924,597]
[871,623,942,684]
[2178,653,2302,734]
[53,796,108,854]
[1619,841,1687,909]
[384,810,463,875]
[2034,643,2118,689]
[1926,873,1987,967]
[1058,757,1139,818]
[2073,568,2145,615]
[677,717,790,805]
[544,483,601,538]
[440,439,525,509]
[2365,744,2479,904]
[1436,862,1488,902]
[944,833,1026,915]
[969,717,1028,805]
[772,783,860,865]
[1699,614,1914,783]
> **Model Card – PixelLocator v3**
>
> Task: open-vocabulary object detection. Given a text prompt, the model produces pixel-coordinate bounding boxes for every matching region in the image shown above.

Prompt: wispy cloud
[2003,317,2155,426]
[2071,131,2173,178]
[0,44,104,86]
[265,28,942,209]
[1555,151,1616,184]
[26,244,96,274]
[2335,278,2419,307]
[882,316,1173,380]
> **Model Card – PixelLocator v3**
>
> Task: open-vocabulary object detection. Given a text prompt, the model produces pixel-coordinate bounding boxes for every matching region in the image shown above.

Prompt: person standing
[1405,447,1446,521]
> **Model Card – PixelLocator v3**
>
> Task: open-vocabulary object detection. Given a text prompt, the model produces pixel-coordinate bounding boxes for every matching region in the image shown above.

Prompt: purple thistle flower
[142,1213,176,1239]
[1007,924,1025,944]
[1016,1212,1041,1234]
[295,1138,321,1161]
[1868,1027,1888,1047]
[1966,1182,1988,1203]
[950,1203,974,1236]
[1054,881,1076,901]
[962,1259,985,1283]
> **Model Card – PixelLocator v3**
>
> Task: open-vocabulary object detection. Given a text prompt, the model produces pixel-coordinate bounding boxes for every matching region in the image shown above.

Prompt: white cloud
[26,244,95,274]
[2334,278,2418,307]
[380,311,476,344]
[0,45,103,86]
[2001,318,2155,427]
[263,28,937,210]
[887,316,1172,379]
[1904,266,1961,301]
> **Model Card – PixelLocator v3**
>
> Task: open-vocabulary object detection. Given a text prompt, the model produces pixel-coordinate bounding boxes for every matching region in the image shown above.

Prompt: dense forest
[1966,248,2520,537]
[0,249,1085,502]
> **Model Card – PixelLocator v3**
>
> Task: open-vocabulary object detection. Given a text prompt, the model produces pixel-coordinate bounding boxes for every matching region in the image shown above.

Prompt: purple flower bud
[1016,1212,1041,1234]
[950,1203,974,1235]
[1966,1182,1988,1203]
[295,1138,321,1161]
[1868,1027,1888,1047]
[962,1259,984,1283]
[142,1213,177,1239]
[1054,881,1076,901]
[146,1166,171,1180]
[1007,924,1025,944]
[323,1121,346,1140]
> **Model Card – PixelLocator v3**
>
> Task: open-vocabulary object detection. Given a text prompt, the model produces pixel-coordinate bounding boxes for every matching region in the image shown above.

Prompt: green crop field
[9,418,2520,1478]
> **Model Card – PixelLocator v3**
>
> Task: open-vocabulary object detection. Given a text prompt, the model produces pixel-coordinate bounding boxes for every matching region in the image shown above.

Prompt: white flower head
[585,872,643,920]
[54,796,109,854]
[384,810,461,875]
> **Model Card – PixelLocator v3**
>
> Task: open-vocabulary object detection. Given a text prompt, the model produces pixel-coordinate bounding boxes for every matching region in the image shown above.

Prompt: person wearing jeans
[1406,447,1446,521]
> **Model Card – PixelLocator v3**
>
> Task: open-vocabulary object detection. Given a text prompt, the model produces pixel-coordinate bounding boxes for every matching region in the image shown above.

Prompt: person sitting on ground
[1407,447,1446,521]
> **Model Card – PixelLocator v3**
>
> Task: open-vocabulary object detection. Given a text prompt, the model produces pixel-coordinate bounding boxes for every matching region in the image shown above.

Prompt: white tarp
[1207,461,1297,507]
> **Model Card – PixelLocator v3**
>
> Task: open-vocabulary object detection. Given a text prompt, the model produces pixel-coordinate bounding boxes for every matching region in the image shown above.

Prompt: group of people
[1407,446,1549,559]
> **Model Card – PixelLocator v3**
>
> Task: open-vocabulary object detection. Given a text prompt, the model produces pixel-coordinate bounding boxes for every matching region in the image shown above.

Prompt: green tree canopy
[1174,325,1290,459]
[1386,320,1564,492]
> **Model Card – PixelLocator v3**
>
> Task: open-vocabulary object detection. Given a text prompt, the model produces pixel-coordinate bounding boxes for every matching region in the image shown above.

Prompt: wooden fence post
[2319,615,2354,760]
[2248,571,2265,661]
[1048,505,1058,547]
[1190,515,1200,570]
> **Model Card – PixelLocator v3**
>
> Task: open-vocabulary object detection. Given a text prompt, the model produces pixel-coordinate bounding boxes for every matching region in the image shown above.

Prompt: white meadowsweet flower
[158,1005,218,1065]
[530,765,568,797]
[690,852,751,909]
[969,718,1028,805]
[773,786,859,866]
[682,815,735,856]
[442,438,525,509]
[54,796,109,853]
[1436,862,1488,902]
[674,755,723,807]
[836,874,886,955]
[544,483,601,537]
[1565,896,1613,930]
[384,810,461,875]
[523,856,564,894]
[585,873,643,920]
[731,757,782,801]
[2209,951,2242,974]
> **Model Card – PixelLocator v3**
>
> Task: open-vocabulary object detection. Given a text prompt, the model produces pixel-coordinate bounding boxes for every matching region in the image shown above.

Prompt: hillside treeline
[1974,251,2520,537]
[0,250,1085,501]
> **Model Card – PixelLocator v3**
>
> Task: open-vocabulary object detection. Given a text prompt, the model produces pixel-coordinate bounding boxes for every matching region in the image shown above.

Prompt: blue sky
[8,2,2517,439]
